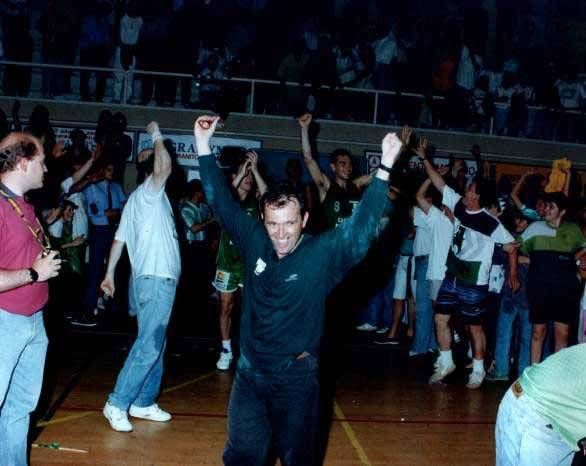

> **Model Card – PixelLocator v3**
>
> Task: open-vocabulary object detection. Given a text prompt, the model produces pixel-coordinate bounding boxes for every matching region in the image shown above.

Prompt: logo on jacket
[254,258,267,275]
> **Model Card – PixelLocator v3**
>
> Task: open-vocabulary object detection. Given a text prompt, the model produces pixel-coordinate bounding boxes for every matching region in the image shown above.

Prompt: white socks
[222,340,232,353]
[438,350,454,367]
[472,358,485,374]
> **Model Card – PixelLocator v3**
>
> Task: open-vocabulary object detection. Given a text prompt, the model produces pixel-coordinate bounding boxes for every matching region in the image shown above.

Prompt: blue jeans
[494,297,531,378]
[223,353,320,466]
[83,225,114,313]
[359,273,394,329]
[411,255,437,354]
[108,275,177,410]
[0,309,48,466]
[496,388,574,466]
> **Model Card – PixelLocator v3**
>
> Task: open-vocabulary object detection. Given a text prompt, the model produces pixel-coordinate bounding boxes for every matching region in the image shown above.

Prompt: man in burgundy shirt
[0,132,61,465]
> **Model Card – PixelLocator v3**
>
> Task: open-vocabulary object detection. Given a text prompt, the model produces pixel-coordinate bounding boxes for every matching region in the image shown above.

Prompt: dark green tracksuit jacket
[199,155,390,369]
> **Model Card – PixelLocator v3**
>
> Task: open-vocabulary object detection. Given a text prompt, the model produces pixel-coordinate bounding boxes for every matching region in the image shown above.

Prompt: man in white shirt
[420,149,518,389]
[99,121,181,432]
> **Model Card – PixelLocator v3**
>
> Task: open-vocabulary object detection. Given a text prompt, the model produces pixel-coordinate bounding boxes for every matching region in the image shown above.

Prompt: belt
[511,379,523,398]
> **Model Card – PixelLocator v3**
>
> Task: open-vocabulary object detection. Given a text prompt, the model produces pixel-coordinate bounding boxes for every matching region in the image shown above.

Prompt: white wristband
[150,130,163,143]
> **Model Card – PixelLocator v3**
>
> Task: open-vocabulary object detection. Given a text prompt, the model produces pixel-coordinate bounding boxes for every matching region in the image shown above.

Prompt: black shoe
[70,314,98,328]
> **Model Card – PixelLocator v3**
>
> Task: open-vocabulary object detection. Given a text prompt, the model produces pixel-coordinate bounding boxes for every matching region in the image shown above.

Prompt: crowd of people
[0,98,586,463]
[2,1,586,140]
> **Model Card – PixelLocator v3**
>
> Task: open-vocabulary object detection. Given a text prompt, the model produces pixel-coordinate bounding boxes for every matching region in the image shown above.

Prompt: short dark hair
[329,149,351,164]
[472,177,498,209]
[185,179,203,197]
[260,182,304,215]
[543,191,569,213]
[0,133,43,174]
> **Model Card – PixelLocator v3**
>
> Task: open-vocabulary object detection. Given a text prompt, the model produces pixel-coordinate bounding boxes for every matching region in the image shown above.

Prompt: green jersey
[216,194,260,271]
[322,181,361,230]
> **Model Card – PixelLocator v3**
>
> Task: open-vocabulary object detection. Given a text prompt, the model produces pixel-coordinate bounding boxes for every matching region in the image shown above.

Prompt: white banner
[137,132,262,168]
[365,150,478,177]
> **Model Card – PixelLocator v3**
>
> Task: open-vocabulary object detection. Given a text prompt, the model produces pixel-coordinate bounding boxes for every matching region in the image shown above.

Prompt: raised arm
[328,132,403,286]
[298,113,330,201]
[247,150,268,195]
[69,144,102,186]
[416,136,446,192]
[146,121,172,191]
[562,167,571,197]
[511,171,532,210]
[416,178,433,214]
[194,115,259,247]
[352,173,373,190]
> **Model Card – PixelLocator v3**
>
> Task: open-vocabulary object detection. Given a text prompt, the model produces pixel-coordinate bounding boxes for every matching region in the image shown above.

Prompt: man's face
[463,181,480,209]
[104,164,115,181]
[331,154,353,181]
[514,217,528,233]
[263,200,308,259]
[544,202,564,223]
[23,152,47,190]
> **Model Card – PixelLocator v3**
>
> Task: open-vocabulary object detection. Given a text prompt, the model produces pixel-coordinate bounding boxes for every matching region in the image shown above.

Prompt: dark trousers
[80,45,110,101]
[223,353,319,466]
[82,225,114,314]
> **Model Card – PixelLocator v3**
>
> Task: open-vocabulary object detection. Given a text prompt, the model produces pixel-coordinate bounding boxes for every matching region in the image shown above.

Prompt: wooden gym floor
[28,329,506,466]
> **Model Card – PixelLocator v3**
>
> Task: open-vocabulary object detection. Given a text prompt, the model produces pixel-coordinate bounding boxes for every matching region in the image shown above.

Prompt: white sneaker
[129,403,172,422]
[466,370,486,389]
[103,402,133,432]
[428,362,456,384]
[355,323,377,331]
[216,350,233,370]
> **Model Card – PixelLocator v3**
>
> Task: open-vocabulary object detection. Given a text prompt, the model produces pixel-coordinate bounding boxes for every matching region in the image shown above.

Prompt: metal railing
[1,60,585,144]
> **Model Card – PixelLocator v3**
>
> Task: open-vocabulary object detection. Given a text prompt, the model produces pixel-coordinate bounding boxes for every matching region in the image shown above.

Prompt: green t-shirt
[216,195,259,271]
[520,343,586,450]
[520,221,585,256]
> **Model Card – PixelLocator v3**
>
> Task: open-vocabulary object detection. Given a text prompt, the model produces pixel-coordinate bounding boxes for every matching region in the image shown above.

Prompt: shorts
[527,281,580,325]
[435,274,489,325]
[212,268,243,293]
[393,255,416,300]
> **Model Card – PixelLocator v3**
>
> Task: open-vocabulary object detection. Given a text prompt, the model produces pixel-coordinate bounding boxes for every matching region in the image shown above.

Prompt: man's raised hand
[194,115,221,144]
[381,132,403,168]
[415,136,428,160]
[297,113,312,129]
[146,121,160,135]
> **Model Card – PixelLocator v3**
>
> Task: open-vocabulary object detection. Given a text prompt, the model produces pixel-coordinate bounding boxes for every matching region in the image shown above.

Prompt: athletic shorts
[435,274,489,325]
[212,268,243,293]
[393,255,416,300]
[527,281,580,325]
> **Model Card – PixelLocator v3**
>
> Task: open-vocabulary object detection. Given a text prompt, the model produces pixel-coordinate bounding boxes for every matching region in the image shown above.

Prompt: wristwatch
[378,164,393,174]
[28,268,38,283]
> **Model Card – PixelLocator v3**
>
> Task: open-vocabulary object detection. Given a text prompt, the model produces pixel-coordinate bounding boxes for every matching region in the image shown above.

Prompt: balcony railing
[1,60,585,144]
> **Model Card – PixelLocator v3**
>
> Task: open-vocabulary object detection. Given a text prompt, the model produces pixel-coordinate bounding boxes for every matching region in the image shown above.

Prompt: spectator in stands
[197,49,226,111]
[277,41,310,115]
[456,43,482,92]
[555,66,585,142]
[114,1,143,104]
[372,24,400,91]
[79,2,113,102]
[468,75,495,133]
[1,13,33,97]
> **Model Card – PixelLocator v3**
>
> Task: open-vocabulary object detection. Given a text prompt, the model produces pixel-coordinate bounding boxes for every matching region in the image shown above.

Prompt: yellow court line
[333,400,372,466]
[161,370,217,395]
[36,411,95,427]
